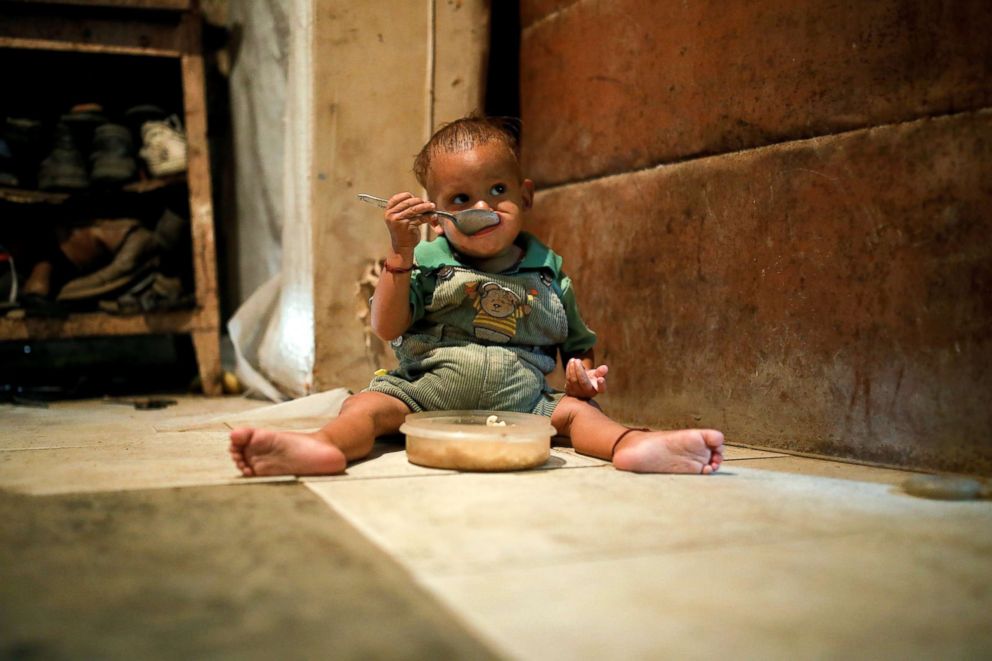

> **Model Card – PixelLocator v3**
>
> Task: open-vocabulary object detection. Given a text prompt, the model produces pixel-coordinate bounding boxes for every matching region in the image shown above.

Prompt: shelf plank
[0,187,71,205]
[0,176,185,207]
[0,307,216,341]
[4,1,193,11]
[0,8,190,57]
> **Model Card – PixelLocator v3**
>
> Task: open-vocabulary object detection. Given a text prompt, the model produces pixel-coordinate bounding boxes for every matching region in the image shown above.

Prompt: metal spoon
[357,194,500,235]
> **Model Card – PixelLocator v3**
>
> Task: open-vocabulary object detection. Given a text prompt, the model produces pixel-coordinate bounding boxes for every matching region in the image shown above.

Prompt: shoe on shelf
[57,217,140,272]
[38,123,89,191]
[4,116,45,189]
[154,208,189,253]
[90,123,137,185]
[99,271,192,315]
[60,103,107,133]
[57,226,159,301]
[139,115,187,177]
[60,103,108,153]
[0,137,19,187]
[16,259,68,318]
[124,104,167,135]
[19,293,69,318]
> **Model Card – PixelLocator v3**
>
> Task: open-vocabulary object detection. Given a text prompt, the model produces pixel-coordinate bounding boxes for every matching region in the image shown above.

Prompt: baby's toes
[229,427,253,447]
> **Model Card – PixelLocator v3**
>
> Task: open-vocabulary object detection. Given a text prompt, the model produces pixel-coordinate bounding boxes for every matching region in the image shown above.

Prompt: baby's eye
[451,193,470,205]
[489,184,507,196]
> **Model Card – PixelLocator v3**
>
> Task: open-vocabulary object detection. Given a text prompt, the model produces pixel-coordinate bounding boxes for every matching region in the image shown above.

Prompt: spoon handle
[357,193,389,209]
[357,193,457,221]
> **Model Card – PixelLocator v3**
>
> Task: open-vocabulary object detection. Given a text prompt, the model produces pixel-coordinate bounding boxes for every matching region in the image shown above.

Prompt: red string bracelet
[383,263,414,274]
[610,427,650,460]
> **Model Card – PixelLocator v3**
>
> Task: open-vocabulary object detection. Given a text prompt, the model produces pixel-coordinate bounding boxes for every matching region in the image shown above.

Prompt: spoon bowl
[358,194,500,236]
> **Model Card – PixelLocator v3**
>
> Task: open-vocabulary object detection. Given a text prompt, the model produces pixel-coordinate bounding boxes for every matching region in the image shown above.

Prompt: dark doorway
[484,0,520,120]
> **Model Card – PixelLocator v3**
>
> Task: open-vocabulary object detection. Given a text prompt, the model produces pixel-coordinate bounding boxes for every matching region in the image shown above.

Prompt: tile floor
[2,396,990,659]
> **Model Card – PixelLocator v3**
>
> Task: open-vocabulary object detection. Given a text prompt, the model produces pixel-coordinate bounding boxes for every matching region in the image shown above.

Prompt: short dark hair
[413,115,522,187]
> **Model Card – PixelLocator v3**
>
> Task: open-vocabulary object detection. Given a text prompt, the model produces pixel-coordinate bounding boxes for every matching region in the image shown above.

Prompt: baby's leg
[551,396,724,474]
[228,391,411,477]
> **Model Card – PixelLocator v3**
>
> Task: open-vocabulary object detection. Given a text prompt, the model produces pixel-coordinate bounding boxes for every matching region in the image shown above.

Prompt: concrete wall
[521,0,992,474]
[310,1,489,393]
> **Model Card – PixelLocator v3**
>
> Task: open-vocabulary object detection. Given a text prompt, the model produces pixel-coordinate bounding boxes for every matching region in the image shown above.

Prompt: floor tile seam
[271,496,531,661]
[287,485,517,661]
[0,446,99,452]
[369,568,521,660]
[722,455,791,462]
[554,446,793,465]
[302,481,417,568]
[725,463,918,492]
[3,475,297,497]
[415,528,885,580]
[301,463,612,484]
[722,444,926,477]
[0,443,177,452]
[304,472,461,484]
[550,453,610,467]
[302,471,571,484]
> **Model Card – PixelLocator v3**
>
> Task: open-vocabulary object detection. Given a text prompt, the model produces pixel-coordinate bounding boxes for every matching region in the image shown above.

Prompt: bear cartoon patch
[465,281,532,342]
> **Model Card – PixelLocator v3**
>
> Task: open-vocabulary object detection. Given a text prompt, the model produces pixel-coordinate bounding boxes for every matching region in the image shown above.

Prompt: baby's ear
[521,178,535,210]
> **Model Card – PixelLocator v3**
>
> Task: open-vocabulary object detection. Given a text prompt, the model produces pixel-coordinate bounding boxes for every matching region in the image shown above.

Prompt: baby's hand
[384,192,436,254]
[564,358,608,399]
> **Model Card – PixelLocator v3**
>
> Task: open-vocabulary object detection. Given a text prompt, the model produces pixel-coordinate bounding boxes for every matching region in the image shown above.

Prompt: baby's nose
[473,199,493,210]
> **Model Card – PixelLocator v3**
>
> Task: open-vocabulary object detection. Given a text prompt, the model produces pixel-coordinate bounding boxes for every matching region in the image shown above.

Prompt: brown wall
[520,0,992,474]
[310,1,488,394]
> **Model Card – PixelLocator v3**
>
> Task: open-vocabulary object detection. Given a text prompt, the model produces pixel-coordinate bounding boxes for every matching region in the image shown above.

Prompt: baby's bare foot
[612,429,725,474]
[229,427,347,477]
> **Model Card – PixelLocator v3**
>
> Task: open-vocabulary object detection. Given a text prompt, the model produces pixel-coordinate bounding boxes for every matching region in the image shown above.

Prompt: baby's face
[425,142,534,260]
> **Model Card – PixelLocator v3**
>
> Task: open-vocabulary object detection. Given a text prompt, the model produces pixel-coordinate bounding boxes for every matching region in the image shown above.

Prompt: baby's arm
[370,192,435,341]
[563,349,609,399]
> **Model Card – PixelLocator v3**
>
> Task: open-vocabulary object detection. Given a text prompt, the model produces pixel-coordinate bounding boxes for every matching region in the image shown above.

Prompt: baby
[230,115,724,476]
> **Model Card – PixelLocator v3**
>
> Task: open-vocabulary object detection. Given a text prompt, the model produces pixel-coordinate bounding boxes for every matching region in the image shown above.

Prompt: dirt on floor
[0,483,500,660]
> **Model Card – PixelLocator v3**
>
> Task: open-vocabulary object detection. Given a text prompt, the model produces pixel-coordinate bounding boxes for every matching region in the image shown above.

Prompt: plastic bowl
[400,410,555,472]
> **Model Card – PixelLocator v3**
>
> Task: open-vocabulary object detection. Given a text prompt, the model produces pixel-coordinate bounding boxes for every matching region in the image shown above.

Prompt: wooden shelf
[0,306,214,341]
[0,176,186,206]
[4,1,195,11]
[0,2,222,395]
[0,187,70,205]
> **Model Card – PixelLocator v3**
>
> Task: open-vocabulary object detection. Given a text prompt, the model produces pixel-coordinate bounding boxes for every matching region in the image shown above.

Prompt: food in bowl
[401,410,554,471]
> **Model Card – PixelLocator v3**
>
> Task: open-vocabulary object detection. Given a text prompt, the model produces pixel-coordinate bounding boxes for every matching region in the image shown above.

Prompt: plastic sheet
[155,387,350,432]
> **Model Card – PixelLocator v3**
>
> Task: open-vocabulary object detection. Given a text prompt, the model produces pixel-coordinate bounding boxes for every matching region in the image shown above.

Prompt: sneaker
[60,103,107,154]
[4,117,45,188]
[99,271,192,315]
[90,123,137,185]
[57,226,159,301]
[139,115,187,177]
[60,103,107,133]
[38,123,89,191]
[124,104,167,136]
